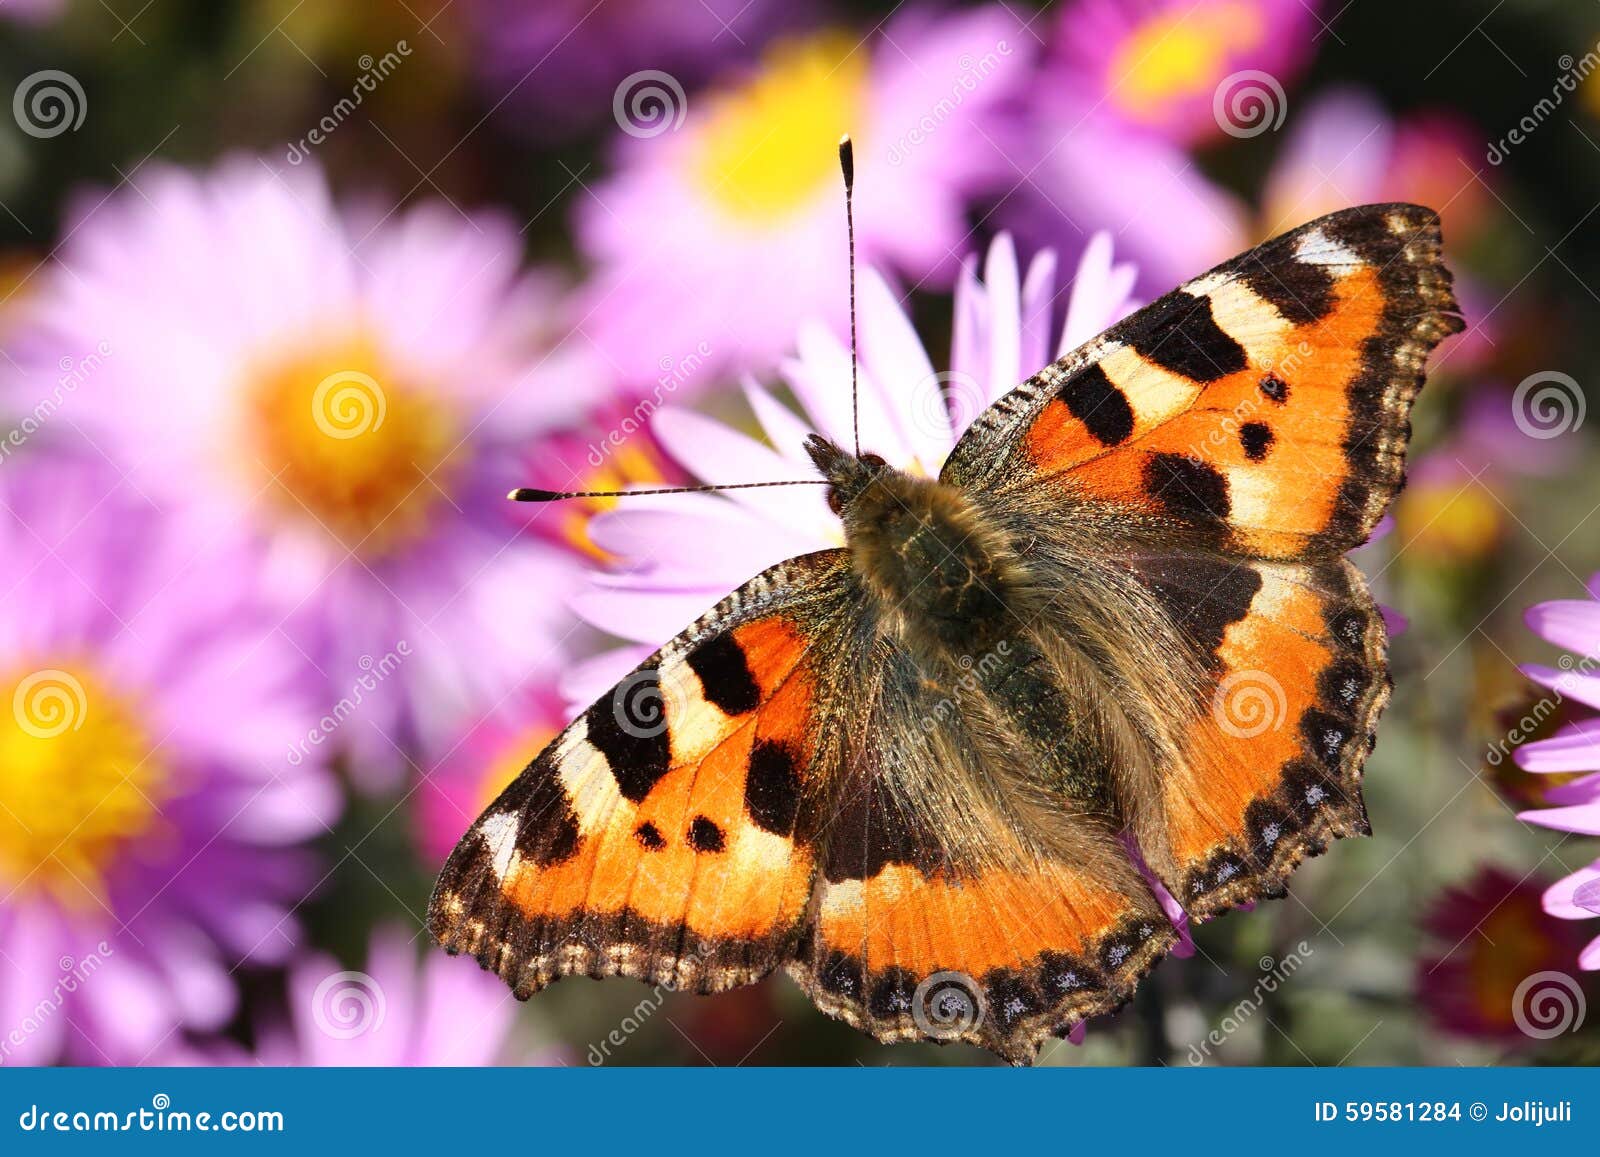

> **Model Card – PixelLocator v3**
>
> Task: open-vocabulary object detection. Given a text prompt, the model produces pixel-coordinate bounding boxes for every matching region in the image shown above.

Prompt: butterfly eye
[826,488,845,516]
[859,453,889,472]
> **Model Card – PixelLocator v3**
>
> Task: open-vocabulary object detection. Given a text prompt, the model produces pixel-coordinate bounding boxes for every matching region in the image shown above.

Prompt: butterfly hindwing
[944,203,1464,558]
[787,639,1177,1064]
[428,550,854,996]
[1112,553,1387,917]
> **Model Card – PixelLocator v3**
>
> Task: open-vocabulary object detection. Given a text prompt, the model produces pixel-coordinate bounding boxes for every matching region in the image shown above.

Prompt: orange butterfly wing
[942,204,1460,918]
[428,552,849,995]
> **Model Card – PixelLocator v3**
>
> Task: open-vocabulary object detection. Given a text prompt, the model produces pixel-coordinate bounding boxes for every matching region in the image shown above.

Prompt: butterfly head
[805,434,891,517]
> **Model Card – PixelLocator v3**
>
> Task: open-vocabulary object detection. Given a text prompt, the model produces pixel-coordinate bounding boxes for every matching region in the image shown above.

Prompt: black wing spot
[687,633,761,716]
[1258,373,1290,403]
[1144,452,1231,521]
[1239,256,1336,324]
[587,668,672,803]
[634,822,666,851]
[745,739,802,835]
[1240,422,1275,461]
[1057,363,1134,445]
[1125,292,1248,382]
[687,815,726,853]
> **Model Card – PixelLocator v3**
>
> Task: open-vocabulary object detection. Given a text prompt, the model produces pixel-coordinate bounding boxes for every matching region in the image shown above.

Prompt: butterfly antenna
[839,134,860,459]
[510,480,828,503]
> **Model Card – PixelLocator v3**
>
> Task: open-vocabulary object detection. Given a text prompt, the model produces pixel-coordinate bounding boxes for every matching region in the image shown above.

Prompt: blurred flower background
[3,0,1600,1067]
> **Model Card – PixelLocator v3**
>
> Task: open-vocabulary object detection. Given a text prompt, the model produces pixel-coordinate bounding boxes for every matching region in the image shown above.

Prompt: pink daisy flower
[0,459,340,1065]
[1416,865,1593,1040]
[574,6,1034,386]
[3,159,607,789]
[1516,574,1600,971]
[414,689,568,868]
[171,926,557,1066]
[1012,85,1493,313]
[461,0,797,140]
[1053,0,1323,147]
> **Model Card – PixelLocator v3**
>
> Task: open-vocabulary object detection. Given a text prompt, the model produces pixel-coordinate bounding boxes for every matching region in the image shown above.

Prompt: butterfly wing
[428,550,858,996]
[431,547,1178,1063]
[786,634,1177,1065]
[943,203,1463,557]
[939,204,1460,919]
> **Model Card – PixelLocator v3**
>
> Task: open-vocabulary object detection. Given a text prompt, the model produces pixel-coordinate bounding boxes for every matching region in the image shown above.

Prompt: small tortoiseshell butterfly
[429,141,1462,1064]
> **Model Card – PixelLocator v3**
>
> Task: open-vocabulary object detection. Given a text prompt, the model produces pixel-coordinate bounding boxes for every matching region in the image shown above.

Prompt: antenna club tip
[509,487,562,502]
[838,135,854,188]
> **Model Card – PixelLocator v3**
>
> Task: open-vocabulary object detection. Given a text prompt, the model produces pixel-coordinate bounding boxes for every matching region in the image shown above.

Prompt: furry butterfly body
[429,204,1462,1063]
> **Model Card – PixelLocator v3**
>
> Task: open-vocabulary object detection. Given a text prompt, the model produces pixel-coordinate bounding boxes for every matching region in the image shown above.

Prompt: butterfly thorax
[806,435,1026,661]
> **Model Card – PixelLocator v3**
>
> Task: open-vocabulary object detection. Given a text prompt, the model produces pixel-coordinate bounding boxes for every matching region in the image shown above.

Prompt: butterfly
[429,146,1462,1063]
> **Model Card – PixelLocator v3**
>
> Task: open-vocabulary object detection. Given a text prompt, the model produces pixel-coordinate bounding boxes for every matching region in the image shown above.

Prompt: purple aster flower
[0,0,63,24]
[461,0,796,140]
[1515,573,1600,970]
[170,926,555,1065]
[0,458,340,1066]
[1417,866,1593,1040]
[1011,85,1493,310]
[1052,0,1323,148]
[575,7,1034,387]
[3,158,607,790]
[414,689,567,868]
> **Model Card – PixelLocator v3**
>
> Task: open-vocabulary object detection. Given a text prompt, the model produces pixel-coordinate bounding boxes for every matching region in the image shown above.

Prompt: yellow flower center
[557,442,672,561]
[696,33,867,221]
[1395,478,1502,562]
[1110,4,1264,121]
[245,340,461,558]
[0,665,170,908]
[1469,901,1557,1032]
